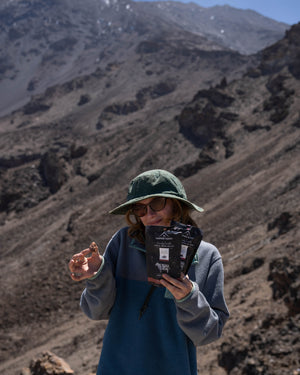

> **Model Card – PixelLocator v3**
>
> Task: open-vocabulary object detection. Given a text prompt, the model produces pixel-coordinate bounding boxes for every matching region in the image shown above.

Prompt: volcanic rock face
[0,0,299,374]
[177,87,236,152]
[0,0,288,116]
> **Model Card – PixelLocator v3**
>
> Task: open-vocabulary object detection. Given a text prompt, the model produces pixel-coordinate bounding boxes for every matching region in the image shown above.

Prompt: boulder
[21,351,74,375]
[39,151,68,194]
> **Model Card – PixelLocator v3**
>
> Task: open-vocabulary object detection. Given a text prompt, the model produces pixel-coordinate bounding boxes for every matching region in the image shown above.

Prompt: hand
[68,247,102,282]
[160,273,193,300]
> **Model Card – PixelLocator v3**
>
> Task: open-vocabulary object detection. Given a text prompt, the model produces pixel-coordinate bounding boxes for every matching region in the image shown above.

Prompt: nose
[145,205,156,216]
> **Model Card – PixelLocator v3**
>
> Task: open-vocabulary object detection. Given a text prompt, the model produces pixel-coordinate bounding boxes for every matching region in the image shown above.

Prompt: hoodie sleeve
[175,244,230,346]
[80,232,120,320]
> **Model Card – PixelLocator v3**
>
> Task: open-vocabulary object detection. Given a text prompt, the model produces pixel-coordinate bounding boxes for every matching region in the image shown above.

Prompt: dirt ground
[0,18,299,375]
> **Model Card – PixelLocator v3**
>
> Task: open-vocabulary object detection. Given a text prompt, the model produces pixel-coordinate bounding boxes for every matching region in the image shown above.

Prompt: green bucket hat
[109,169,204,215]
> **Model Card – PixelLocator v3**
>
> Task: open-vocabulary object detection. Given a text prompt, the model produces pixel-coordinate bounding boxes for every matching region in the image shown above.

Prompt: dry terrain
[0,1,299,374]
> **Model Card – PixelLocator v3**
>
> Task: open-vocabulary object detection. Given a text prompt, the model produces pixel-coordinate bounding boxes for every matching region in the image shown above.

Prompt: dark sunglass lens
[132,198,166,217]
[150,197,166,211]
[132,204,146,217]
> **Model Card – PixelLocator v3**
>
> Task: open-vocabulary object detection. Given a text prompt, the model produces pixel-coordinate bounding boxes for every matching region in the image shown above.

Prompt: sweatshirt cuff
[176,282,196,303]
[88,256,105,280]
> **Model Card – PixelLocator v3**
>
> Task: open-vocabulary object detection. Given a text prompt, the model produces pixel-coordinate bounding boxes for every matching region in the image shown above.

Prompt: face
[134,197,174,227]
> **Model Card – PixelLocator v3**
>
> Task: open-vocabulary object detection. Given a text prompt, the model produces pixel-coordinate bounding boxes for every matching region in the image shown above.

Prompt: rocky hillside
[0,0,288,116]
[139,1,289,54]
[0,1,299,374]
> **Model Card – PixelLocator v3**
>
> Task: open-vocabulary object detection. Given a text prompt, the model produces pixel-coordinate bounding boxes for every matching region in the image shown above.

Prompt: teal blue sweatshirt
[80,227,229,375]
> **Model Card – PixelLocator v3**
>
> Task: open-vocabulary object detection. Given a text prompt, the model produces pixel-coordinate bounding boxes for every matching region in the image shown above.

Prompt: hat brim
[109,193,204,215]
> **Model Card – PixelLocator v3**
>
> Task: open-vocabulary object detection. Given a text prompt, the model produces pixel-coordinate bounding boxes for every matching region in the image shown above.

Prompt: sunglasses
[131,197,167,217]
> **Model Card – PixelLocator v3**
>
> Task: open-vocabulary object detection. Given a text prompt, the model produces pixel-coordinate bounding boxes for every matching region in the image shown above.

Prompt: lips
[148,219,162,226]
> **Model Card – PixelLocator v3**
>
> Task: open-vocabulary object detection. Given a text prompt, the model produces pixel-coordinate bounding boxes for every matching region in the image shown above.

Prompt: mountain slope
[0,2,299,374]
[138,1,289,54]
[0,0,288,117]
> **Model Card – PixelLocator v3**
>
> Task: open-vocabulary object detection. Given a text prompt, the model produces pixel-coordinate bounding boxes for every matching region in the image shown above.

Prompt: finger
[71,252,84,261]
[79,248,100,260]
[180,273,191,286]
[160,279,185,300]
[80,248,93,256]
[160,277,192,300]
[161,273,184,288]
[160,278,177,292]
[70,271,84,281]
[69,257,81,271]
[68,258,74,270]
[71,249,91,261]
[160,279,184,296]
[74,252,89,264]
[161,273,192,294]
[69,264,82,275]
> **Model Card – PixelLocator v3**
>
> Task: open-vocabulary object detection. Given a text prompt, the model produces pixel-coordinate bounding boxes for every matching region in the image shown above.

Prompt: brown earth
[0,2,299,374]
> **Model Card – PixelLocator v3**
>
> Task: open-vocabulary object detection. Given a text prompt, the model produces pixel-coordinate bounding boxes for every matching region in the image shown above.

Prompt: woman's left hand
[160,273,193,300]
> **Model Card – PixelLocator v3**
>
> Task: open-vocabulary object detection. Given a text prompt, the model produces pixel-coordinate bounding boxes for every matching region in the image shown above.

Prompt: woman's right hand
[68,247,102,282]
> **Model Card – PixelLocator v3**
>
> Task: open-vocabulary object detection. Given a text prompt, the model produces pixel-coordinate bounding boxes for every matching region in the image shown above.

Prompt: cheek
[167,202,176,217]
[161,204,175,222]
[165,207,174,219]
[140,216,147,226]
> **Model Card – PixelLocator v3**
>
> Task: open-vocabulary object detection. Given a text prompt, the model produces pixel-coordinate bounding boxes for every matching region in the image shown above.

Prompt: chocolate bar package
[145,222,203,286]
[171,221,203,274]
[145,226,182,286]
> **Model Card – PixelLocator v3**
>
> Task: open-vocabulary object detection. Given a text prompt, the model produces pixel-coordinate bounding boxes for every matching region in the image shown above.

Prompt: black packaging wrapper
[145,222,202,286]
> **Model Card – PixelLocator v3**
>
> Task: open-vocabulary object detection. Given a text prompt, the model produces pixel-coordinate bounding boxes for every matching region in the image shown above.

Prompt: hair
[125,198,198,244]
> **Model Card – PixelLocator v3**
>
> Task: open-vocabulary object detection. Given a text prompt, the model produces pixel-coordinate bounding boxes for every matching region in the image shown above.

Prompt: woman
[69,169,229,375]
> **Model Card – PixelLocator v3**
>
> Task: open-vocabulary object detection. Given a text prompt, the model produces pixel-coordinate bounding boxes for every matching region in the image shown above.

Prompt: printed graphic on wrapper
[145,222,202,286]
